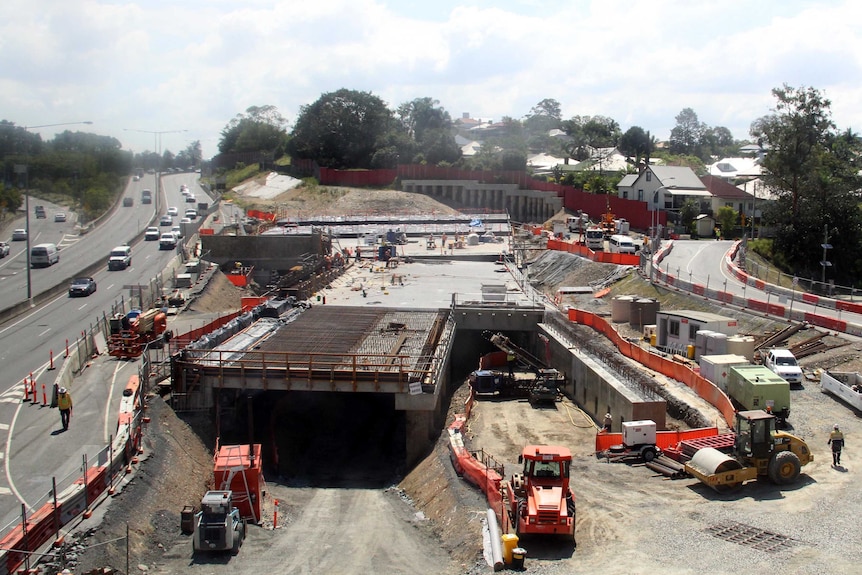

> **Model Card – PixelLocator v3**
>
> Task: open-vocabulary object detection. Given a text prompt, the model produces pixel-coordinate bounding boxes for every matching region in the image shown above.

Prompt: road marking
[77,303,88,311]
[38,328,51,337]
[0,423,9,431]
[107,284,115,290]
[0,486,10,495]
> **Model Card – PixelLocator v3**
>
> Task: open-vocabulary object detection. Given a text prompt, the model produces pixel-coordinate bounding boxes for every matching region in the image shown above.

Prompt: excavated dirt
[66,188,862,574]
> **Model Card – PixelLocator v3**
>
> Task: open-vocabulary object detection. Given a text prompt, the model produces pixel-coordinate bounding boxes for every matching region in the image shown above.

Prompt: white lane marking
[38,328,51,337]
[77,304,88,311]
[0,423,9,431]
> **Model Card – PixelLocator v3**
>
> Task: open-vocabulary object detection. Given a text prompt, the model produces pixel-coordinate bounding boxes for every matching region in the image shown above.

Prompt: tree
[618,126,656,167]
[219,105,289,155]
[678,199,699,235]
[395,98,460,165]
[669,108,705,157]
[751,84,862,284]
[716,206,738,239]
[288,89,397,169]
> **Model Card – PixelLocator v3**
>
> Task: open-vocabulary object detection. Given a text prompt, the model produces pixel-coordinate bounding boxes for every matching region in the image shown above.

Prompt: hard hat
[59,387,67,395]
[834,424,840,430]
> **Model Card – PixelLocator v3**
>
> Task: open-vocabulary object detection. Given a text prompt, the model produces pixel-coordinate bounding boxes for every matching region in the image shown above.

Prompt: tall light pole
[123,129,187,213]
[648,181,675,285]
[3,121,93,303]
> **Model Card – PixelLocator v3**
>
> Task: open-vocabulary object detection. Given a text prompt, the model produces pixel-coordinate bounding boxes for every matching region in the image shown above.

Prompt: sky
[2,0,861,160]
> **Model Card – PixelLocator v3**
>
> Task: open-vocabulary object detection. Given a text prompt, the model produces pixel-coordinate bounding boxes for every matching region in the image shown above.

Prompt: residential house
[701,175,754,219]
[617,165,710,215]
[706,157,762,180]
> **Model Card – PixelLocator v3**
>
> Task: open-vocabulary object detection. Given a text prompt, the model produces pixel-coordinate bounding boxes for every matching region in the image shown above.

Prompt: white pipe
[486,508,504,571]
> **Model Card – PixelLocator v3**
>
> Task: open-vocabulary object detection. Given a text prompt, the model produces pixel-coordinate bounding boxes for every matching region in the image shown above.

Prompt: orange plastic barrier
[567,308,736,427]
[595,427,720,452]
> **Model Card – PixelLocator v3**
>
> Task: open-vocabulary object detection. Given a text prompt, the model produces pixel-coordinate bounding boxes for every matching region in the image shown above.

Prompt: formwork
[173,306,452,407]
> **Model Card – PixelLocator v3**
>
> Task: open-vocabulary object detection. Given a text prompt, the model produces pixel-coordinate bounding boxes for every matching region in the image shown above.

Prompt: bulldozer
[684,410,813,493]
[192,490,245,554]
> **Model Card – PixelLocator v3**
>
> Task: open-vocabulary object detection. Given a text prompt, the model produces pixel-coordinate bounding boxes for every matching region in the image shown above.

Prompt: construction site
[64,195,862,575]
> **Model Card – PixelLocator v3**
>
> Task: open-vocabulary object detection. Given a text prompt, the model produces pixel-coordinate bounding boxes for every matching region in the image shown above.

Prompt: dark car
[35,205,46,218]
[0,242,9,258]
[69,277,97,297]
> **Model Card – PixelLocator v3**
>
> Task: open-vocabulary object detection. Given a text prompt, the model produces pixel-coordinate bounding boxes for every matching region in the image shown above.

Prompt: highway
[0,172,206,530]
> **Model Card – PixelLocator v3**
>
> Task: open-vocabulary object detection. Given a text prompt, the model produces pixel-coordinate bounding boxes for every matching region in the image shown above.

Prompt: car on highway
[11,229,27,241]
[184,208,198,220]
[185,194,196,203]
[167,206,178,217]
[34,205,46,219]
[180,217,192,224]
[145,226,160,241]
[54,212,67,223]
[0,242,9,257]
[159,232,177,250]
[171,225,183,239]
[159,215,173,226]
[107,245,132,270]
[123,197,134,207]
[68,277,97,297]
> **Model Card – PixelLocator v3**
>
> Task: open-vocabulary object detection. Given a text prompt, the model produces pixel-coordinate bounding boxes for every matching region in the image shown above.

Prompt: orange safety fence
[567,308,736,428]
[546,238,640,266]
[595,427,720,453]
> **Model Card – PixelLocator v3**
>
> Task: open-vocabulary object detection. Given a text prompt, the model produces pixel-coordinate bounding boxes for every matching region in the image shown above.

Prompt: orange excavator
[108,308,169,359]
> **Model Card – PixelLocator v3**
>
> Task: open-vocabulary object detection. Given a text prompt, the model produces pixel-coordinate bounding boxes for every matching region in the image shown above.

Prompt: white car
[159,232,178,250]
[11,229,27,241]
[54,212,67,223]
[144,226,160,241]
[167,206,178,217]
[180,217,192,224]
[171,225,183,239]
[763,349,803,385]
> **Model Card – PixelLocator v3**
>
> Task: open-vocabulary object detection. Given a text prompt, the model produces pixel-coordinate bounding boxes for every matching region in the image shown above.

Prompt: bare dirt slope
[68,188,862,574]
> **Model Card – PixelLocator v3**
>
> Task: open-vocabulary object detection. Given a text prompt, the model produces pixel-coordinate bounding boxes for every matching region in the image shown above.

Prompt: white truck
[820,370,862,411]
[762,348,803,385]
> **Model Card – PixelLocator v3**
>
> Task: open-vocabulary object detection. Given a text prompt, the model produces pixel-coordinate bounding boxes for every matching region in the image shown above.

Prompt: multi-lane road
[0,172,206,530]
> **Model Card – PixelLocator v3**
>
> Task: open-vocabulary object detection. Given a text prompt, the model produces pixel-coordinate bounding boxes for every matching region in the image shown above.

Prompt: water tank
[610,295,635,323]
[706,332,728,356]
[630,298,659,327]
[726,336,756,361]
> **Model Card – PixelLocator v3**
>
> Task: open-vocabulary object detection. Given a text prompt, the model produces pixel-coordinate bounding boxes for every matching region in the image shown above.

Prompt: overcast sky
[2,0,860,159]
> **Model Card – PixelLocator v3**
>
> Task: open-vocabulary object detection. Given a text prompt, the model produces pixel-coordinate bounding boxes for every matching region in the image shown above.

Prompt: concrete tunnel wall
[540,325,667,432]
[200,232,328,272]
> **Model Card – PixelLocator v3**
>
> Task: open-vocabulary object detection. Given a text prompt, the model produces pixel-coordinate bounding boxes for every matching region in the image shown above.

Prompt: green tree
[669,108,705,157]
[678,199,699,235]
[618,126,656,167]
[288,89,397,169]
[751,84,862,284]
[716,206,738,239]
[523,98,563,152]
[219,105,289,155]
[395,98,460,165]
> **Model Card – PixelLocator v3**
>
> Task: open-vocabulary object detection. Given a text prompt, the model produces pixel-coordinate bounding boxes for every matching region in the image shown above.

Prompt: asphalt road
[0,172,206,530]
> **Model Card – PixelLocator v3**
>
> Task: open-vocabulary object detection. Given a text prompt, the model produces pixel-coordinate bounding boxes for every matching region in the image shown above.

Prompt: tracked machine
[469,332,563,405]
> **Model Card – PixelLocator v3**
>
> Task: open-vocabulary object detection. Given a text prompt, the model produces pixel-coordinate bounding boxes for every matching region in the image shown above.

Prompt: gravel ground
[55,190,862,574]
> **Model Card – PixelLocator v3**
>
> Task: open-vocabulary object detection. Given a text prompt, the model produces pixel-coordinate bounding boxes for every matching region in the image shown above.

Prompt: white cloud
[2,0,861,157]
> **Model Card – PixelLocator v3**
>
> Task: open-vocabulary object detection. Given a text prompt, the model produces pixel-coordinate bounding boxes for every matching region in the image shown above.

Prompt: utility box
[727,365,790,422]
[622,420,656,447]
[699,354,750,392]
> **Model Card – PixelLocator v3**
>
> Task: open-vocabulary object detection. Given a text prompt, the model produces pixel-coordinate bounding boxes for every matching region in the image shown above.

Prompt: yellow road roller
[684,410,812,493]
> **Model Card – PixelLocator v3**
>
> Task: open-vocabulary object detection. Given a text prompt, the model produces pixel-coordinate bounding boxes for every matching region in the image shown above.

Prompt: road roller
[684,410,812,493]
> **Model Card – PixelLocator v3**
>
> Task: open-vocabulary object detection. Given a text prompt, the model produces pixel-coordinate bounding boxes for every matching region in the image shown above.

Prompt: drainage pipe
[486,508,504,571]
